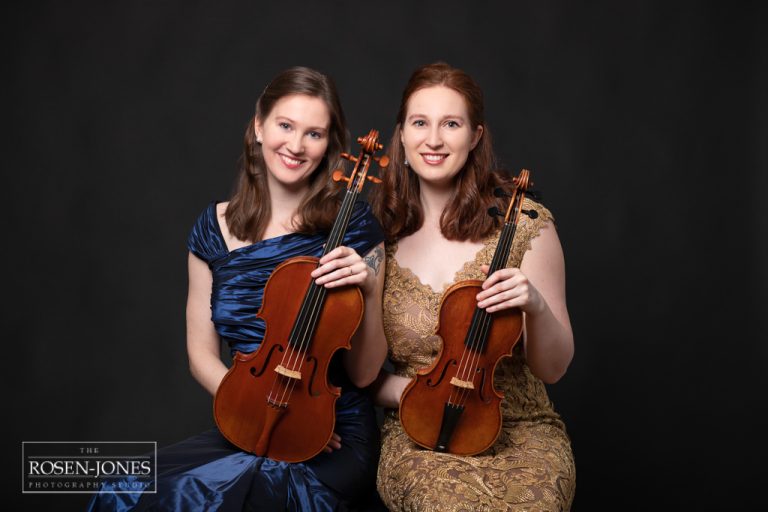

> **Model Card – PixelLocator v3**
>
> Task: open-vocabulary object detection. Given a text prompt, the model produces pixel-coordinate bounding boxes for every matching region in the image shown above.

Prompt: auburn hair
[370,62,513,242]
[225,67,348,241]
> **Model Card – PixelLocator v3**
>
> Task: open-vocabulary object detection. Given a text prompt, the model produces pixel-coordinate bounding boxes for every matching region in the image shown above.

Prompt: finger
[480,271,501,291]
[322,263,369,288]
[478,288,521,309]
[318,246,355,265]
[480,268,517,290]
[486,297,526,313]
[481,275,519,298]
[312,253,362,279]
[317,261,366,286]
[313,257,357,281]
[478,272,519,299]
[326,433,342,451]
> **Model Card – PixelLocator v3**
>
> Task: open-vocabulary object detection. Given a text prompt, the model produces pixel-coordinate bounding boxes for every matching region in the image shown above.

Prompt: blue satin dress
[88,200,384,511]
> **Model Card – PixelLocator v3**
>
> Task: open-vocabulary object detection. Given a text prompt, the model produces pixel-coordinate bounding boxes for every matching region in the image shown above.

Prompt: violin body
[214,256,362,462]
[399,280,523,455]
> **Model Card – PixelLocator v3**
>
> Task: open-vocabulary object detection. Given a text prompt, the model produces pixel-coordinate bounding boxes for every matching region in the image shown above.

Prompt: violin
[213,130,388,462]
[398,169,538,455]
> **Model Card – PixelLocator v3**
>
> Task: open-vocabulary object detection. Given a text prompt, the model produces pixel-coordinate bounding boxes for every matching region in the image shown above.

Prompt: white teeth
[423,154,446,163]
[280,154,302,166]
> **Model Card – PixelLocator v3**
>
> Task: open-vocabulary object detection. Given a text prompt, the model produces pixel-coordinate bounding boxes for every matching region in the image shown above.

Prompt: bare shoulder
[527,219,564,262]
[216,201,231,239]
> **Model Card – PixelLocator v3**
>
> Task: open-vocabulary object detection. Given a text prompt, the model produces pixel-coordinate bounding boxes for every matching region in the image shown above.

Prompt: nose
[425,126,443,149]
[286,132,304,154]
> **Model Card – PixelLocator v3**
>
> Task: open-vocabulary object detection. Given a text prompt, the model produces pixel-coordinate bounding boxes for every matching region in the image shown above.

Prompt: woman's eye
[279,122,291,130]
[445,120,460,128]
[412,120,426,127]
[308,131,322,139]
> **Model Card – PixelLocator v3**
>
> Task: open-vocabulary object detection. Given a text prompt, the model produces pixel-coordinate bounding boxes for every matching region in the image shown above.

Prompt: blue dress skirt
[88,201,385,511]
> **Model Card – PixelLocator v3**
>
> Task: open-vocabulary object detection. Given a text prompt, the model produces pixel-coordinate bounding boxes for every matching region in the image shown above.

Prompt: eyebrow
[275,116,329,132]
[405,113,466,123]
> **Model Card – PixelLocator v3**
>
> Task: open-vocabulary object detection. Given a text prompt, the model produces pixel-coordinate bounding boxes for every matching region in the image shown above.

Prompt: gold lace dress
[377,201,575,512]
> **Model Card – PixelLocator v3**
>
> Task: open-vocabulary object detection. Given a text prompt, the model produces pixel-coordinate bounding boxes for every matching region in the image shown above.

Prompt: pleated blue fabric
[87,200,384,511]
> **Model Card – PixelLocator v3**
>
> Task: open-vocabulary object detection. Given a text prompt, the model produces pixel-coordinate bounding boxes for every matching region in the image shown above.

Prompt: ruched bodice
[187,200,383,354]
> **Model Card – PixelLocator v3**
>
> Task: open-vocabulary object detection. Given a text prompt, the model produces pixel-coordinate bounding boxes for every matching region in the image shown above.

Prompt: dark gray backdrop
[4,1,766,509]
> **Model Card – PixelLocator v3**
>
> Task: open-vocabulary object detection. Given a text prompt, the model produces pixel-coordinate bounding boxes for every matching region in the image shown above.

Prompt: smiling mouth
[421,153,448,165]
[278,153,305,168]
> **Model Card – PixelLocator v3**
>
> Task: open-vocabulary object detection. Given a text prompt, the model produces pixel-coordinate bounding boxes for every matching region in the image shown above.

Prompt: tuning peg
[332,169,350,183]
[493,187,510,198]
[375,155,390,168]
[487,206,504,218]
[367,175,382,184]
[522,209,538,219]
[341,152,358,163]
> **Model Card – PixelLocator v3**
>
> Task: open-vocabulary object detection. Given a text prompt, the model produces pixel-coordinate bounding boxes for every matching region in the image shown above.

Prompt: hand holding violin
[476,265,546,315]
[311,246,377,295]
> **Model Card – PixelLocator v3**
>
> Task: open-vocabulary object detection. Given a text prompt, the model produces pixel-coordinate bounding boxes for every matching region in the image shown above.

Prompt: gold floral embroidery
[378,199,575,511]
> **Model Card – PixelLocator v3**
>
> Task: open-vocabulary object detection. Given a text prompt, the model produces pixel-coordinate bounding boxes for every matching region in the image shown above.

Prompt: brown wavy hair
[225,67,348,241]
[370,62,512,242]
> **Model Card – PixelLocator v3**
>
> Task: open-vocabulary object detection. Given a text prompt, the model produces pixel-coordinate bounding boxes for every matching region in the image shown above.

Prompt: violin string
[268,251,330,405]
[281,146,375,406]
[283,184,360,404]
[450,205,511,407]
[451,311,481,406]
[268,244,332,405]
[449,308,481,406]
[277,185,360,406]
[454,198,519,411]
[287,186,357,373]
[461,312,488,406]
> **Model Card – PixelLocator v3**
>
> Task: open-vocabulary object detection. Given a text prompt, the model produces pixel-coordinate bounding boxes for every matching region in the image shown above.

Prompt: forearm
[370,370,411,409]
[187,252,227,396]
[344,292,388,387]
[523,304,574,384]
[188,342,229,396]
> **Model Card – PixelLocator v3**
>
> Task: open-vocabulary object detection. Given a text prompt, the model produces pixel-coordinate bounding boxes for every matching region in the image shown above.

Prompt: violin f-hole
[427,359,457,387]
[250,344,285,378]
[305,355,320,397]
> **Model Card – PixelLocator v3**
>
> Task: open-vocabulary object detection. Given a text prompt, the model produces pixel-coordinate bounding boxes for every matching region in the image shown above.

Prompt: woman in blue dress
[89,66,387,511]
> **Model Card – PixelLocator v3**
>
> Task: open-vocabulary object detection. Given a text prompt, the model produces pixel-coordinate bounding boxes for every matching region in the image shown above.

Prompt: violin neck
[285,186,360,351]
[322,188,360,256]
[463,196,523,352]
[486,220,517,276]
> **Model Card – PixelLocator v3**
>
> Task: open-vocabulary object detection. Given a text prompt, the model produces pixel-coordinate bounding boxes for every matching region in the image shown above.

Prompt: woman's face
[400,85,483,188]
[255,94,331,191]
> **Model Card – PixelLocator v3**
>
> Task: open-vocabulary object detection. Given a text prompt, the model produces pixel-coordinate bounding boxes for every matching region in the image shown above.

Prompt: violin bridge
[449,376,474,389]
[274,364,302,380]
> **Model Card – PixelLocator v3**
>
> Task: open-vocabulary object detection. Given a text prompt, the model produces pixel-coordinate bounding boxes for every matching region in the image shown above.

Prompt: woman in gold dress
[369,63,576,511]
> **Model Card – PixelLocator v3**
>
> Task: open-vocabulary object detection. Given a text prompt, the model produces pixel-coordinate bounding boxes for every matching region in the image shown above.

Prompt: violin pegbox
[486,169,538,222]
[332,129,388,189]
